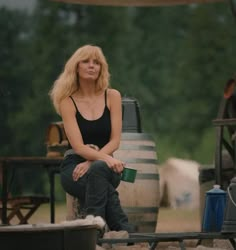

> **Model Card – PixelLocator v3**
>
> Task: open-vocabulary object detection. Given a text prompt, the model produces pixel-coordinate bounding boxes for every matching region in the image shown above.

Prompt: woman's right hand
[72,160,91,181]
[104,155,125,174]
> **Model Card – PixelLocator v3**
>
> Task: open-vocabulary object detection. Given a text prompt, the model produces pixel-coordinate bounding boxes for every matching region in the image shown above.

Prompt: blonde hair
[49,45,110,114]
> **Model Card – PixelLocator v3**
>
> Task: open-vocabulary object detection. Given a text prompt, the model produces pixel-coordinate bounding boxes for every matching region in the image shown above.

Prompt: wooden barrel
[45,123,160,232]
[46,122,67,145]
[114,132,160,233]
[45,122,68,157]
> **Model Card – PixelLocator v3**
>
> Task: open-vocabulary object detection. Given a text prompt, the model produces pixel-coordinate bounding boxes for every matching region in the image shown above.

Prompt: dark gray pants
[60,154,133,232]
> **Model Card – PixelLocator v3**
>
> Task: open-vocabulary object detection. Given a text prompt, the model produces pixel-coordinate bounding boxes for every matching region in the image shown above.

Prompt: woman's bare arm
[60,96,124,172]
[99,89,122,155]
[60,97,107,160]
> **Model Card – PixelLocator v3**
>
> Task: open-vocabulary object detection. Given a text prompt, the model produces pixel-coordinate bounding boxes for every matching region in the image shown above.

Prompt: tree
[0,7,31,155]
[125,3,236,163]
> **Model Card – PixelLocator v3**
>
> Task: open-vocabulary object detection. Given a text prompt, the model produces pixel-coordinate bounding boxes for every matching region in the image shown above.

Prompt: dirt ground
[26,203,202,232]
[9,204,235,250]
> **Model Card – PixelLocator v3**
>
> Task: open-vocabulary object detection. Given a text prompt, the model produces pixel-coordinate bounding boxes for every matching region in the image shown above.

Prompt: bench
[0,195,49,225]
[97,231,236,250]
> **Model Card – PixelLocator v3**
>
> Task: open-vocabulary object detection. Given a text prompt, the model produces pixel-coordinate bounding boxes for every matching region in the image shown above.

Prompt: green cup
[121,167,137,183]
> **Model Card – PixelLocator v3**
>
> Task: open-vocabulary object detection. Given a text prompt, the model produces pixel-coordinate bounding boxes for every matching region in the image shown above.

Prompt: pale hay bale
[159,157,200,209]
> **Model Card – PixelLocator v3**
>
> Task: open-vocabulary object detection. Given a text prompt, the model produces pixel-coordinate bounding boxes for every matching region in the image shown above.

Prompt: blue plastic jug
[202,184,227,232]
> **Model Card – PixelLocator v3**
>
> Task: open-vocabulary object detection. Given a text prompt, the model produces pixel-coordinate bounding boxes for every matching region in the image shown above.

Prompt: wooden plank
[0,157,62,224]
[51,0,226,6]
[213,118,236,126]
[0,196,50,224]
[0,157,62,166]
[98,232,236,244]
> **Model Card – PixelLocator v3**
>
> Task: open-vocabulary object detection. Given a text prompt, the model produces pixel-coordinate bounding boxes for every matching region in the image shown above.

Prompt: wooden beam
[51,0,226,7]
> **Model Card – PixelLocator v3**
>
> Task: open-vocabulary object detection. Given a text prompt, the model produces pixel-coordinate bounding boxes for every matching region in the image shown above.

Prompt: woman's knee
[60,173,86,199]
[89,160,111,176]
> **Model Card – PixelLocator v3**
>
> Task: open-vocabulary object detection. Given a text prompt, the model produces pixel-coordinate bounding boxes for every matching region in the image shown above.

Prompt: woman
[49,44,134,233]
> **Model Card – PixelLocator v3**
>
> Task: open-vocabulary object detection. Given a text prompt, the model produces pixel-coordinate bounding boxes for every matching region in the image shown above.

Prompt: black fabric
[60,155,135,232]
[68,90,111,149]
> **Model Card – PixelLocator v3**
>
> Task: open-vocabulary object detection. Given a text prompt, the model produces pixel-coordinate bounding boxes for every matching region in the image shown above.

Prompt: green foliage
[1,1,236,196]
[131,3,236,164]
[0,8,32,155]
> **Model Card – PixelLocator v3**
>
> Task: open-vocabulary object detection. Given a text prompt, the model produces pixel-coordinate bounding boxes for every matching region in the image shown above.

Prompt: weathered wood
[0,196,50,224]
[213,78,236,189]
[0,157,63,165]
[52,0,226,7]
[213,118,236,126]
[0,157,62,224]
[98,232,236,250]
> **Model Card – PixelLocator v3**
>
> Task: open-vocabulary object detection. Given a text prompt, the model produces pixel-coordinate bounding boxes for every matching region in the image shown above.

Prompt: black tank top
[68,90,111,149]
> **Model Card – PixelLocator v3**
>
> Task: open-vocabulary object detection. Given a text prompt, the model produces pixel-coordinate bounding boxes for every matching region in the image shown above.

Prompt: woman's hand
[72,160,91,181]
[104,155,125,174]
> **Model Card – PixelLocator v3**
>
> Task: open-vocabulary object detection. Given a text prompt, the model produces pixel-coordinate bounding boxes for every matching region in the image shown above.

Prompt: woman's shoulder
[61,96,73,105]
[106,88,121,109]
[59,96,76,113]
[59,96,79,117]
[107,88,121,98]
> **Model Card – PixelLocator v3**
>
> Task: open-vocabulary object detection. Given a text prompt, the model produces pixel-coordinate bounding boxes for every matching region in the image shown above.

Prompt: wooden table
[0,157,63,225]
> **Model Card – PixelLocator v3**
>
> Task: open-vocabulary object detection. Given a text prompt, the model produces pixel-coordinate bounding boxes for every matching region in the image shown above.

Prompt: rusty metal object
[213,77,236,189]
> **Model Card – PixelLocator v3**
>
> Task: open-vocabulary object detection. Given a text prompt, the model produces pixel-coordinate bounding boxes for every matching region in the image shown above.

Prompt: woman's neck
[76,85,103,98]
[77,79,97,96]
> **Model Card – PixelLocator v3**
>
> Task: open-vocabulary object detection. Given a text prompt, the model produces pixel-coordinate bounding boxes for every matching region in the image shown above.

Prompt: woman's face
[77,57,101,82]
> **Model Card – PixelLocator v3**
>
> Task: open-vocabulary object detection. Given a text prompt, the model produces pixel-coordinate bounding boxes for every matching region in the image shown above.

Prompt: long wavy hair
[49,45,110,114]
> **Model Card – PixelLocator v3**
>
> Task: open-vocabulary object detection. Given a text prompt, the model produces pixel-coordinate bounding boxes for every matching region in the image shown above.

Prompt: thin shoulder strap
[69,96,79,112]
[105,89,107,106]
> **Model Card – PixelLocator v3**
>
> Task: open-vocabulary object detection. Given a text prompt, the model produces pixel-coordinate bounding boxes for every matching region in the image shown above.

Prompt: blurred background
[1,0,236,201]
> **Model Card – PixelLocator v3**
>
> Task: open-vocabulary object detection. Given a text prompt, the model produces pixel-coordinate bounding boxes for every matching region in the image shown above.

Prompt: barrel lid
[122,96,139,103]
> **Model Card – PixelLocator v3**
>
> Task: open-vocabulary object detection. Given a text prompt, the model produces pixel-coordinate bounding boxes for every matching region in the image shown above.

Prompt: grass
[9,202,201,234]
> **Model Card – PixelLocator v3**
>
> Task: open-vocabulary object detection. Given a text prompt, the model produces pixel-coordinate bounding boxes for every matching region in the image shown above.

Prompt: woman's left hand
[72,160,91,181]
